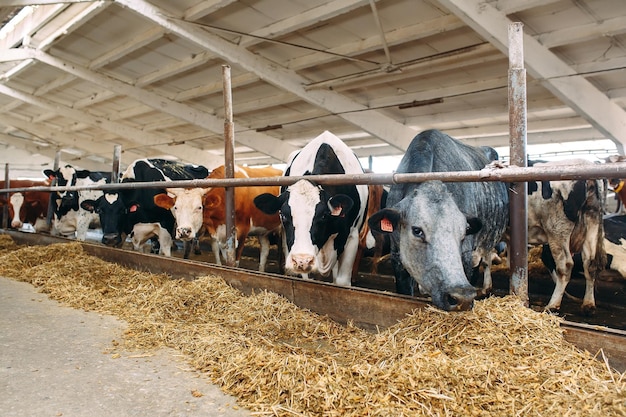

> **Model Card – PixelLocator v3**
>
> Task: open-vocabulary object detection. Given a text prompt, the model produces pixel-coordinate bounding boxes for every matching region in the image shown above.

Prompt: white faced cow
[254,130,368,286]
[368,129,509,311]
[153,165,282,271]
[80,158,209,257]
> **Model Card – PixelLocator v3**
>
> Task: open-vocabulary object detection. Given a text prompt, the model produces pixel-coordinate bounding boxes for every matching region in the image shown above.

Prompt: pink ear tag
[129,204,139,213]
[380,217,393,232]
[331,206,342,216]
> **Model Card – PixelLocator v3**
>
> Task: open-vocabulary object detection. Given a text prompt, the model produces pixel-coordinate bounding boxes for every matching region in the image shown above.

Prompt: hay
[1,237,625,416]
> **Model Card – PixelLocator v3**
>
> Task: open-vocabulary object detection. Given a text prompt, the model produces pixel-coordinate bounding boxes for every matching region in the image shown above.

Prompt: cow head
[153,187,210,240]
[44,165,91,217]
[81,192,127,247]
[368,181,481,312]
[255,179,354,277]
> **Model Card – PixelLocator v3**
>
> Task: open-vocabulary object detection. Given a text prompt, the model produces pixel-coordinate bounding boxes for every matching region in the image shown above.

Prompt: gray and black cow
[44,165,111,241]
[80,158,209,257]
[528,159,606,314]
[254,130,369,287]
[368,129,509,311]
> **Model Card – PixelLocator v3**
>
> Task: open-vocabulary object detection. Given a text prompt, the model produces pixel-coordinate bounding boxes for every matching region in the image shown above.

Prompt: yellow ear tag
[380,217,393,232]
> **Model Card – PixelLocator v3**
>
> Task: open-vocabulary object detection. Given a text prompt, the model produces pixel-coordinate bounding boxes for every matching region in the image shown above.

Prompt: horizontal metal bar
[2,162,626,194]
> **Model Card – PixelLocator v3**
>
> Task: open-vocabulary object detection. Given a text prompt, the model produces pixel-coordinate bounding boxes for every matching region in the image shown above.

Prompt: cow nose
[177,227,192,239]
[291,254,315,272]
[444,287,477,311]
[11,220,23,229]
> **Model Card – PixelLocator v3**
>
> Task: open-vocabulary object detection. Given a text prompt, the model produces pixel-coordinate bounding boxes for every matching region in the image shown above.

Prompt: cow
[254,130,369,287]
[367,129,509,311]
[43,166,110,241]
[80,158,209,257]
[353,182,389,276]
[527,159,606,314]
[541,214,626,282]
[0,180,51,232]
[153,165,283,271]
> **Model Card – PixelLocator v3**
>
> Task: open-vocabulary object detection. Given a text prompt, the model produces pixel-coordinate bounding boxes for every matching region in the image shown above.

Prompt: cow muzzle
[176,227,193,240]
[289,254,315,273]
[438,286,477,312]
[102,233,122,247]
[10,220,23,229]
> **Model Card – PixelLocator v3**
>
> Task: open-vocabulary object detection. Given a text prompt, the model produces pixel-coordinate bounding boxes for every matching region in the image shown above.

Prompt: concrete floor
[0,277,252,417]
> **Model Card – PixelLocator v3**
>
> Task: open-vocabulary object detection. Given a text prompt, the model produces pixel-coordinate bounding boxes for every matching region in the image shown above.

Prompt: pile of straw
[0,238,624,416]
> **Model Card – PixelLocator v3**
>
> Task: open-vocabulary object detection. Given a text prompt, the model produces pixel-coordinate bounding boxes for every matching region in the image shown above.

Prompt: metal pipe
[508,22,529,306]
[223,64,236,267]
[2,164,9,229]
[112,145,122,183]
[3,163,626,193]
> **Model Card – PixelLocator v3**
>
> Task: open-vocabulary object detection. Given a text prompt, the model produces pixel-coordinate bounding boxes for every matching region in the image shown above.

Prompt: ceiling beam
[437,0,626,154]
[117,0,418,151]
[0,83,223,166]
[25,48,301,163]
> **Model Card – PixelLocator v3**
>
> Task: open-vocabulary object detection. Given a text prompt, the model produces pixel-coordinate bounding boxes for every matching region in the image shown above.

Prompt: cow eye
[412,226,425,240]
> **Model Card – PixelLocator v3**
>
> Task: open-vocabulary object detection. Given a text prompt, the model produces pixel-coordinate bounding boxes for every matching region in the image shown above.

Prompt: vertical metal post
[508,22,529,306]
[2,164,9,229]
[222,65,237,267]
[112,145,122,183]
[46,151,62,226]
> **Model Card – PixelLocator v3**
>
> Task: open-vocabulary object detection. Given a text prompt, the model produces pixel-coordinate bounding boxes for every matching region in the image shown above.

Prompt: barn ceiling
[0,0,625,178]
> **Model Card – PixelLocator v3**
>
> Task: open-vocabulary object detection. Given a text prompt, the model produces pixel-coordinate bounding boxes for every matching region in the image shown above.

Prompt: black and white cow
[44,165,111,241]
[527,159,606,314]
[80,158,209,257]
[368,129,509,311]
[254,130,369,287]
[541,214,625,285]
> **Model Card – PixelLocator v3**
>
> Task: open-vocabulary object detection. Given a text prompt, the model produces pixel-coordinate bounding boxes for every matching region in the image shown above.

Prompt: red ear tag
[129,204,139,213]
[380,217,393,232]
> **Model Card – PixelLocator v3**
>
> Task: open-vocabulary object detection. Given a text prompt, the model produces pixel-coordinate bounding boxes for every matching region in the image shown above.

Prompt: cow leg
[210,237,222,265]
[158,228,174,257]
[545,241,574,312]
[182,240,192,259]
[334,231,360,287]
[75,212,90,241]
[579,218,602,315]
[193,237,201,255]
[258,234,270,272]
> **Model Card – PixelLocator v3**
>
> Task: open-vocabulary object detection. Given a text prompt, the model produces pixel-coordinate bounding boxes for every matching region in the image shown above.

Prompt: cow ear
[541,181,553,199]
[328,194,353,217]
[368,209,400,234]
[254,193,282,215]
[154,193,175,210]
[80,199,97,213]
[43,169,56,180]
[205,194,222,209]
[466,217,482,235]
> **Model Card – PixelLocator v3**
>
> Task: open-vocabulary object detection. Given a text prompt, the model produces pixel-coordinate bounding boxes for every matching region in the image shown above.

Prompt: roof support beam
[24,48,300,163]
[437,0,626,153]
[117,0,418,151]
[0,83,223,166]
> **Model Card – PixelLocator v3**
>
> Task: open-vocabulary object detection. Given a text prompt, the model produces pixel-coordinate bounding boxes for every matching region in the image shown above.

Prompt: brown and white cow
[154,165,282,271]
[0,180,51,232]
[528,159,606,314]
